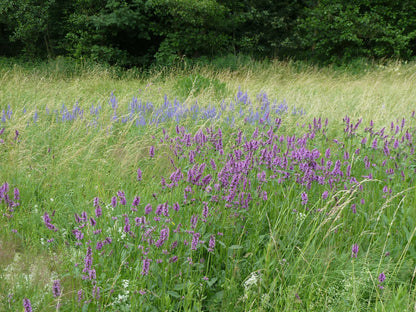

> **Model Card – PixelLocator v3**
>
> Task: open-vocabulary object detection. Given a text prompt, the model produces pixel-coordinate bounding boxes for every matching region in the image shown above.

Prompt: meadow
[1,58,416,311]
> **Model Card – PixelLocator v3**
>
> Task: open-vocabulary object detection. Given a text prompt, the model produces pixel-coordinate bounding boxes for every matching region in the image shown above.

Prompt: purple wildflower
[23,298,32,312]
[96,241,103,250]
[210,159,217,171]
[325,148,331,159]
[81,211,87,221]
[132,196,141,207]
[118,191,127,205]
[72,229,84,241]
[52,280,61,298]
[92,285,100,299]
[14,188,20,201]
[301,192,308,205]
[191,232,200,250]
[208,235,215,252]
[111,196,117,208]
[90,217,96,227]
[137,168,142,181]
[169,256,178,263]
[378,272,386,289]
[89,268,96,280]
[83,247,93,273]
[155,204,163,216]
[322,191,329,200]
[43,212,58,232]
[149,146,155,157]
[202,202,209,220]
[190,215,198,229]
[145,203,152,214]
[202,174,212,186]
[77,289,83,303]
[351,244,359,258]
[378,272,386,283]
[141,258,151,275]
[372,138,378,149]
[93,197,99,207]
[124,216,130,233]
[155,227,169,247]
[95,205,102,218]
[172,202,180,212]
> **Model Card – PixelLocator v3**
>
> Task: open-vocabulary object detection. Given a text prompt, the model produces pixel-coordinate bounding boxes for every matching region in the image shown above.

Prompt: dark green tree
[146,0,231,65]
[295,0,416,63]
[65,0,154,66]
[219,0,308,58]
[0,0,72,58]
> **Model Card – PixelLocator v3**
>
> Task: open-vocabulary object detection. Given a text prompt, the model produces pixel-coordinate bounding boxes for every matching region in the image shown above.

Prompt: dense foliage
[1,0,416,65]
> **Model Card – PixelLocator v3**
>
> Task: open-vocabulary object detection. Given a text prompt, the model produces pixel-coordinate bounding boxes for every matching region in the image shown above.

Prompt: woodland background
[1,0,416,67]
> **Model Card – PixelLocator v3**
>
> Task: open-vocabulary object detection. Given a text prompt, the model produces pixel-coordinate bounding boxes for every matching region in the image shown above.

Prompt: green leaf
[167,290,181,298]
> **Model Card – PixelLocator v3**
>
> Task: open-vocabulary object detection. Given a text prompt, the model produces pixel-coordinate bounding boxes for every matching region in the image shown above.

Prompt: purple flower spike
[208,235,216,252]
[141,258,151,275]
[137,168,142,181]
[90,217,96,227]
[155,227,169,247]
[96,241,103,250]
[325,148,331,159]
[191,232,200,250]
[95,205,102,218]
[301,192,308,205]
[372,138,378,149]
[190,215,198,229]
[351,244,359,258]
[23,298,32,312]
[322,191,329,200]
[14,188,20,201]
[378,272,386,289]
[149,146,155,158]
[77,289,83,303]
[111,196,117,208]
[124,216,130,233]
[378,272,386,283]
[92,285,100,300]
[173,202,180,212]
[132,196,140,206]
[83,247,93,273]
[145,203,152,214]
[52,280,61,298]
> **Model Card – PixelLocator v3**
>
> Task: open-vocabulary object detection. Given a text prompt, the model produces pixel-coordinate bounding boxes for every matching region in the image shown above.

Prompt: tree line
[1,0,415,67]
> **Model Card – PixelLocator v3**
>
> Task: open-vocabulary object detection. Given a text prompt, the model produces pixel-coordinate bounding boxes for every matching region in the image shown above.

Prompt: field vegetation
[1,58,416,311]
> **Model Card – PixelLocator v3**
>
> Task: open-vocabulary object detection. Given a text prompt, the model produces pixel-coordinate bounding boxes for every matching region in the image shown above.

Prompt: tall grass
[1,58,416,311]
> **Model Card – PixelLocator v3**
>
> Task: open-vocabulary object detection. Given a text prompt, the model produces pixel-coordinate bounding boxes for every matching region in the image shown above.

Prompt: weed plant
[1,59,416,311]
